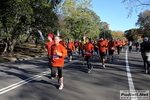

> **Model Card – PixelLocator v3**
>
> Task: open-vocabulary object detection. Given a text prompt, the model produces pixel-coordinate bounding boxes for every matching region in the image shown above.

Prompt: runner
[97,37,107,68]
[74,39,79,54]
[94,40,99,55]
[135,41,140,52]
[78,40,82,55]
[116,39,122,56]
[108,39,115,62]
[83,37,94,73]
[59,36,66,47]
[66,39,75,61]
[51,36,67,90]
[122,40,126,51]
[45,33,54,79]
[104,38,108,58]
[128,41,133,52]
[81,36,86,65]
[140,37,150,74]
[89,38,94,59]
[125,40,128,49]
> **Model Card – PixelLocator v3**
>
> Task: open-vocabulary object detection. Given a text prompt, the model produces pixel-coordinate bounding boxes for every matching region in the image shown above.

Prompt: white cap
[144,37,148,42]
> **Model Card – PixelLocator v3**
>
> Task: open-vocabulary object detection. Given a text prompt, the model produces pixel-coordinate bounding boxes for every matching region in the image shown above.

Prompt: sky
[91,0,144,32]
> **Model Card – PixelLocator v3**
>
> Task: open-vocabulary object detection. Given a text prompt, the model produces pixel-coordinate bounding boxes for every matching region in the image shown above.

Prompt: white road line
[0,60,78,95]
[125,49,138,100]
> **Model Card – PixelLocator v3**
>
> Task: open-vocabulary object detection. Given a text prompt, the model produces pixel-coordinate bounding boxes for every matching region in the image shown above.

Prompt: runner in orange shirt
[66,39,75,61]
[83,38,94,73]
[81,36,86,65]
[116,38,122,56]
[74,39,79,54]
[97,37,107,68]
[51,36,67,90]
[59,36,66,47]
[78,40,82,55]
[122,40,126,51]
[108,39,115,62]
[45,33,54,72]
[104,38,108,56]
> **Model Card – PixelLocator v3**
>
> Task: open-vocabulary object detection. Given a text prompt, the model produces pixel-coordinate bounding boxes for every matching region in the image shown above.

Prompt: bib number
[53,55,59,59]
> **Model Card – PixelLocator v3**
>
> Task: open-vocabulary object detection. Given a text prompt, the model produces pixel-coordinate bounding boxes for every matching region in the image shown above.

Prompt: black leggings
[48,57,52,69]
[117,46,121,55]
[68,51,72,57]
[85,56,92,69]
[129,46,132,52]
[51,67,63,78]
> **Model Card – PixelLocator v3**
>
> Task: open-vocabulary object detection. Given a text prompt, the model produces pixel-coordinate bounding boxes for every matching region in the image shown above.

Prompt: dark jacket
[140,41,150,53]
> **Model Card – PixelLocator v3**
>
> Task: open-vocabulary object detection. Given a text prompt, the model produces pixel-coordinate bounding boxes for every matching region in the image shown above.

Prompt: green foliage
[0,0,62,39]
[111,31,126,40]
[0,32,11,39]
[58,0,101,40]
[124,28,141,41]
[0,0,62,53]
[99,29,112,39]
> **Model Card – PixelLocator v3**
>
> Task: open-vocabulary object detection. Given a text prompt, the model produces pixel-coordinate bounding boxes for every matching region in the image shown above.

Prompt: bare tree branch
[137,0,150,6]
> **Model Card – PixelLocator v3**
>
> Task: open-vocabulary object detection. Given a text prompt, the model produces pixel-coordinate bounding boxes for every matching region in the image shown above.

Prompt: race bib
[85,52,90,54]
[53,55,59,59]
[111,47,114,50]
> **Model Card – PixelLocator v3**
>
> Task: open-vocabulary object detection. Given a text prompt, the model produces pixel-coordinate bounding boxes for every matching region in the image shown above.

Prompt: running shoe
[87,69,91,73]
[102,64,105,68]
[146,69,148,74]
[51,77,54,79]
[90,66,93,70]
[59,83,64,90]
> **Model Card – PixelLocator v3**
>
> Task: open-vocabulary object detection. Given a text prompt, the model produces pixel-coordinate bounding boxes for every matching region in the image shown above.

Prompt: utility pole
[104,23,109,39]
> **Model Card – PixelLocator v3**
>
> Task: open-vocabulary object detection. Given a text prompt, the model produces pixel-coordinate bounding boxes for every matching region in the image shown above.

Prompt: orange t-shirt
[83,43,94,56]
[97,40,107,52]
[51,44,67,67]
[125,41,128,45]
[104,40,108,50]
[59,41,66,47]
[67,42,74,52]
[122,40,125,46]
[108,41,115,50]
[116,40,123,47]
[45,40,54,57]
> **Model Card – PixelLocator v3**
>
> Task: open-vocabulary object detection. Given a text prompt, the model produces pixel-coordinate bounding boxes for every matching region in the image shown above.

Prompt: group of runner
[45,33,129,90]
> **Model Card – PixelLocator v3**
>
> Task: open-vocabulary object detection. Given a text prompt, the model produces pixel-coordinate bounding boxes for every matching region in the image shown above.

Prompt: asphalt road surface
[0,47,149,100]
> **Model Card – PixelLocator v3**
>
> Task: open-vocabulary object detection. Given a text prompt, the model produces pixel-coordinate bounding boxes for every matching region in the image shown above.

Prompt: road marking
[125,49,138,100]
[0,60,78,95]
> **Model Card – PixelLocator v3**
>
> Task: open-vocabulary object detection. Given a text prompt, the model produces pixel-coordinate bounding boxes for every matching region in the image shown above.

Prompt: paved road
[0,47,149,100]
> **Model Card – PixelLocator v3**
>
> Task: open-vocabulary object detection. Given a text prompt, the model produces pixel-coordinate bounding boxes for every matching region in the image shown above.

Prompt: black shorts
[68,51,72,57]
[108,50,114,55]
[81,50,84,57]
[99,52,106,60]
[51,67,63,78]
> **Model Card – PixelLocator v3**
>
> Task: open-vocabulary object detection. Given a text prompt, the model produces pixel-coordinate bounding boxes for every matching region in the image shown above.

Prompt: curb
[0,54,47,64]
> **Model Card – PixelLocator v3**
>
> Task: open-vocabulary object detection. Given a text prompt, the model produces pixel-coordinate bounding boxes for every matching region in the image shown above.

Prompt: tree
[99,29,112,39]
[122,0,150,17]
[111,31,126,40]
[124,28,141,41]
[135,10,150,38]
[58,0,101,40]
[0,0,62,55]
